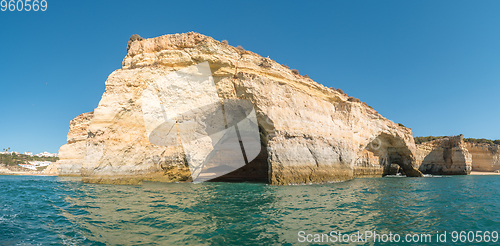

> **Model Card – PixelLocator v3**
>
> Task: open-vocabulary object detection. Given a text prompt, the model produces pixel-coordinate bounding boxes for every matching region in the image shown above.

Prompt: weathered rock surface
[41,163,59,175]
[64,32,425,185]
[0,165,14,174]
[55,112,94,176]
[415,135,472,175]
[465,142,500,172]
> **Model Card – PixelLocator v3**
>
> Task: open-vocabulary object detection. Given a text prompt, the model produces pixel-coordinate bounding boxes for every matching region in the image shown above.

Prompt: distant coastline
[0,164,57,176]
[0,151,58,176]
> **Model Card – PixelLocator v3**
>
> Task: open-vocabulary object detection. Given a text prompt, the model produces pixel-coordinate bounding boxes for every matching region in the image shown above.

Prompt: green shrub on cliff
[414,136,447,144]
[347,97,361,103]
[464,138,500,146]
[415,136,500,145]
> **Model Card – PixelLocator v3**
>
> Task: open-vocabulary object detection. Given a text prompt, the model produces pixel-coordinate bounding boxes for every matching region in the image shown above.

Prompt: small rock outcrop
[55,112,94,176]
[416,135,472,175]
[127,34,144,52]
[61,32,424,185]
[41,163,59,175]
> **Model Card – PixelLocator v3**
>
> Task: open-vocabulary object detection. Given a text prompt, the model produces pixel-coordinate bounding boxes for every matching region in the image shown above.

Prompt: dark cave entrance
[384,148,409,176]
[209,125,270,182]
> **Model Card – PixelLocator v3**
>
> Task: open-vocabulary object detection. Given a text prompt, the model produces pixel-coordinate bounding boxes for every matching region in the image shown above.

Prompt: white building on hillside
[18,164,37,170]
[35,152,58,158]
[28,161,52,166]
[19,161,53,171]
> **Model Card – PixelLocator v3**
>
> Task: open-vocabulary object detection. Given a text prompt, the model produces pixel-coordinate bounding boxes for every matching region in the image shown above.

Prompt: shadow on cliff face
[209,123,270,182]
[418,138,471,175]
[419,145,453,175]
[363,133,422,177]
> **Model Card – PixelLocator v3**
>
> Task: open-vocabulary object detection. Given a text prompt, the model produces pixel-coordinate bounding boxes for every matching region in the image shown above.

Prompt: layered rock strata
[55,112,94,176]
[465,143,500,172]
[65,32,425,184]
[415,135,472,175]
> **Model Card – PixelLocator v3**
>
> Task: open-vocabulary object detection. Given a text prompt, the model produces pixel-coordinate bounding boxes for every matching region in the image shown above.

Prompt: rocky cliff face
[65,32,424,184]
[55,112,94,176]
[415,135,472,175]
[465,143,500,172]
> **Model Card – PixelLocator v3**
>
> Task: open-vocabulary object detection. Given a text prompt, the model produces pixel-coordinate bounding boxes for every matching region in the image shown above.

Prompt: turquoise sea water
[1,175,499,245]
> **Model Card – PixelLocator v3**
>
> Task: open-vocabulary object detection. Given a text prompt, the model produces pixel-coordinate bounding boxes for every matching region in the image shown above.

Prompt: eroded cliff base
[82,166,192,185]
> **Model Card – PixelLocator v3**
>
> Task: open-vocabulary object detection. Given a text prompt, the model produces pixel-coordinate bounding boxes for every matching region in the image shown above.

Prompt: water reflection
[54,176,500,245]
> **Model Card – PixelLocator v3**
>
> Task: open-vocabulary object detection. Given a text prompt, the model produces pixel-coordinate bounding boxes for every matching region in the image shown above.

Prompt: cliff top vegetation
[414,136,500,145]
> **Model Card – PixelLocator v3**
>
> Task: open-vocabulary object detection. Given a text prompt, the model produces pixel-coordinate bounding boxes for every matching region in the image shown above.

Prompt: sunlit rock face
[60,32,424,185]
[55,112,94,176]
[415,135,472,175]
[354,133,422,177]
[41,163,58,175]
[465,143,500,172]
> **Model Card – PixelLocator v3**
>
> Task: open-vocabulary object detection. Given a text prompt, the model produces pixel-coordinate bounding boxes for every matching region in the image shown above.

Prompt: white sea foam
[422,174,450,178]
[384,174,407,178]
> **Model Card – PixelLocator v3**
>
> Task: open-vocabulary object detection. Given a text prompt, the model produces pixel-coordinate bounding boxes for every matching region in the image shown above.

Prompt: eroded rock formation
[55,112,94,176]
[42,163,59,175]
[62,32,425,184]
[415,135,472,175]
[465,142,500,172]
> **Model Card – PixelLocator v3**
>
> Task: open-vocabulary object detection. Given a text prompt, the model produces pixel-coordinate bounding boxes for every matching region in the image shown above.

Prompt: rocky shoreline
[0,164,58,176]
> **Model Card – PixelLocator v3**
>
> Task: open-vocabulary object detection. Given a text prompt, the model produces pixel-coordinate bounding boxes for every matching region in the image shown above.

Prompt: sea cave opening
[362,133,420,177]
[209,124,270,182]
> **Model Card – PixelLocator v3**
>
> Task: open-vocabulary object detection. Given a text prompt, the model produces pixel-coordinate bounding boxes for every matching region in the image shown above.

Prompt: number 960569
[1,0,47,11]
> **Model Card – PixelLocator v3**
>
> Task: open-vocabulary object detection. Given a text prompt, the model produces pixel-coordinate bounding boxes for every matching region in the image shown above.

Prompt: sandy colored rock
[55,112,94,176]
[466,142,500,172]
[0,165,14,174]
[415,135,472,175]
[59,32,425,185]
[41,163,59,175]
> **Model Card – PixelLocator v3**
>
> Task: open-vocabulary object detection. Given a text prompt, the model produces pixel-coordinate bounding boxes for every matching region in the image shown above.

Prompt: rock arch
[356,133,423,177]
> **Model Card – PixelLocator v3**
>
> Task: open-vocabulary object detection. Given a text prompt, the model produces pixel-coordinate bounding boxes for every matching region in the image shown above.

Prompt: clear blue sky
[1,0,499,153]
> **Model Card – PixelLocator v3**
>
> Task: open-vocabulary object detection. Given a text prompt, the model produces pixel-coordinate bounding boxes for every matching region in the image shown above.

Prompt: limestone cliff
[415,135,472,175]
[465,142,500,172]
[65,32,424,184]
[55,112,94,176]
